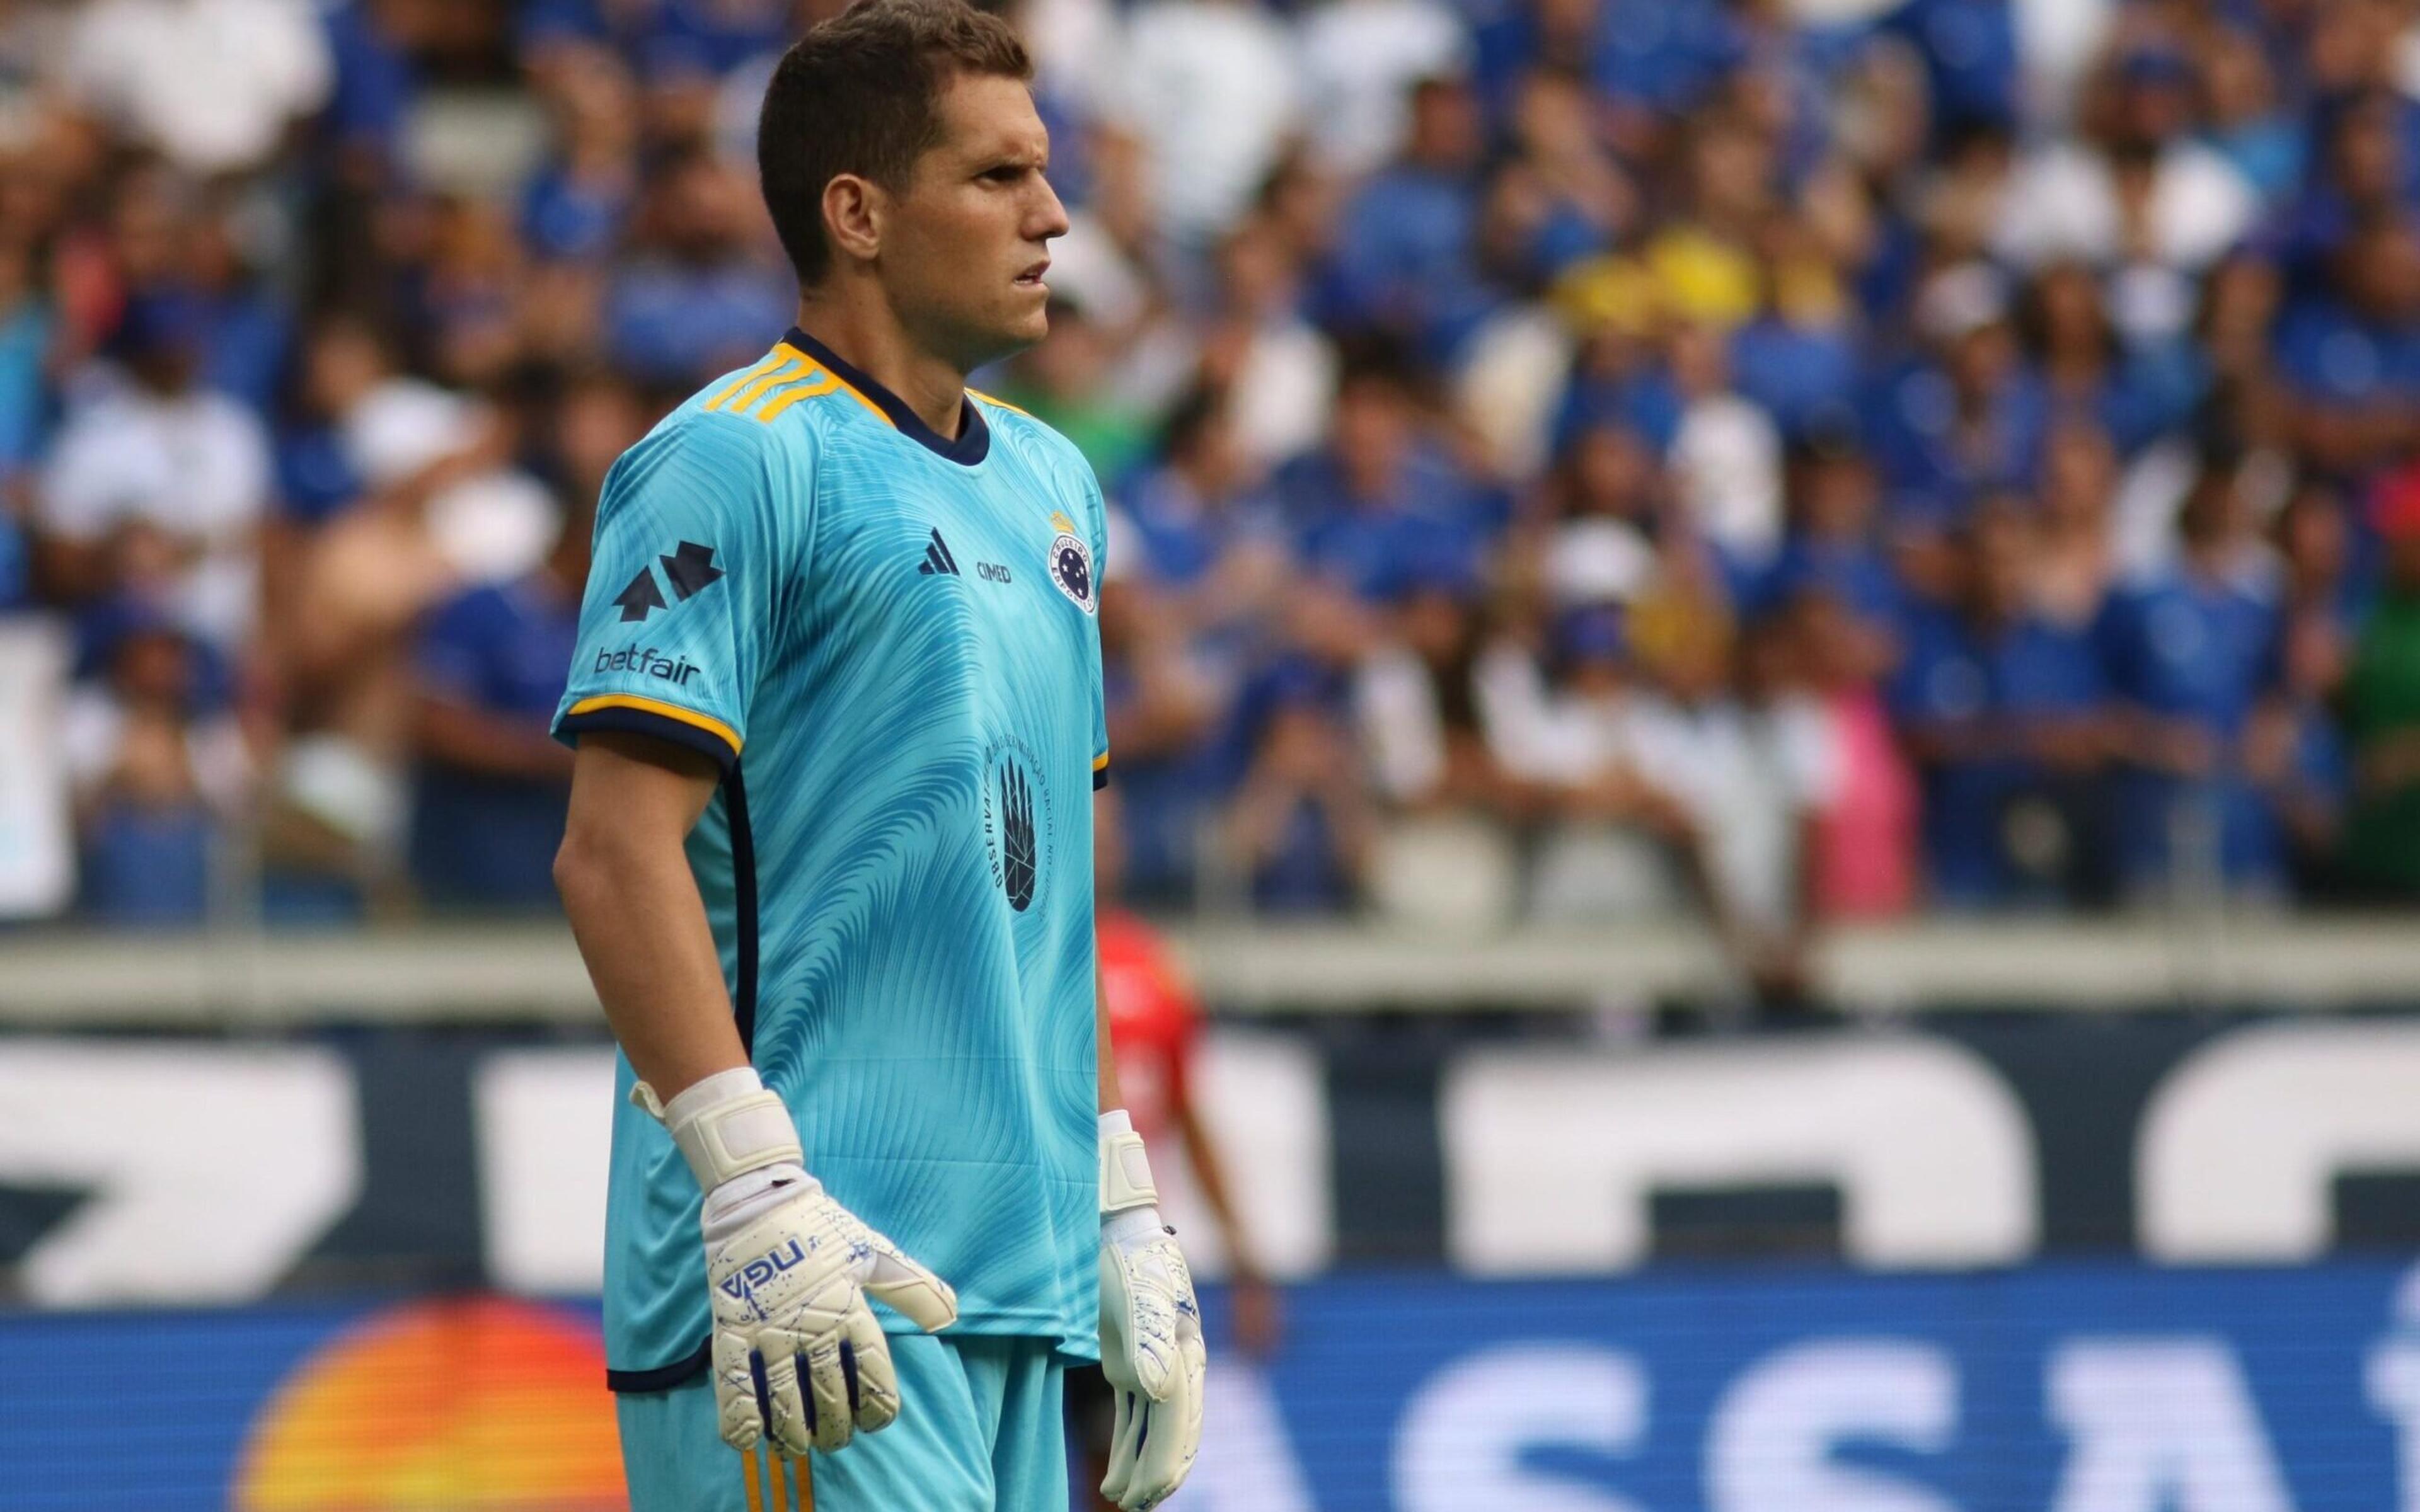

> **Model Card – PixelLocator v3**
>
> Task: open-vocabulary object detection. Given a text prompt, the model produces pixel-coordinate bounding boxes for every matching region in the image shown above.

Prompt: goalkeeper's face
[882,72,1069,371]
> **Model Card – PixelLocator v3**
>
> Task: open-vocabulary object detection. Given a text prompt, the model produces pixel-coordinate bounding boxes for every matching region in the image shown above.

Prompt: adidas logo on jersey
[917,529,960,576]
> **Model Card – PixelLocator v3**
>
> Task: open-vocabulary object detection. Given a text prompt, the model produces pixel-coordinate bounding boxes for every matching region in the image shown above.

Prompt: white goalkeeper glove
[637,1067,957,1455]
[1098,1110,1206,1511]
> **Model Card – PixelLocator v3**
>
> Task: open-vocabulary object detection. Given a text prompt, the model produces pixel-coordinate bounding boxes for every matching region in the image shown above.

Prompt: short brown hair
[757,0,1032,285]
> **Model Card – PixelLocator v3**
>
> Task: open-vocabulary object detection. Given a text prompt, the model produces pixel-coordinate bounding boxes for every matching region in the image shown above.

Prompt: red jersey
[1098,908,1198,1147]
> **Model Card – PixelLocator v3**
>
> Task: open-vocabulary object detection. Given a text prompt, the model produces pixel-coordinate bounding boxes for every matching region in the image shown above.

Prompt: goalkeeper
[548,3,1202,1508]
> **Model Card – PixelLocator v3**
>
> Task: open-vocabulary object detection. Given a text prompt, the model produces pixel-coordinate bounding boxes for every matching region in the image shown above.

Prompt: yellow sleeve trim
[564,694,742,755]
[1093,751,1110,770]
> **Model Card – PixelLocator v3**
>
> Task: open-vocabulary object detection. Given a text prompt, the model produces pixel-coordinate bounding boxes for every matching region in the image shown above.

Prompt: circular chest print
[979,735,1056,912]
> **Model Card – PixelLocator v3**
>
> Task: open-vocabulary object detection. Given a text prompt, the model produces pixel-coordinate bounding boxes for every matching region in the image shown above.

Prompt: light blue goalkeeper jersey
[551,329,1108,1391]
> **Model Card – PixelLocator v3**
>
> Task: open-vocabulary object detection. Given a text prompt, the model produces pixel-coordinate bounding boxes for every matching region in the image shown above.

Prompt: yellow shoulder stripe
[754,369,843,423]
[705,351,790,412]
[968,387,1029,417]
[712,341,908,428]
[721,357,809,416]
[563,694,742,756]
[775,342,892,427]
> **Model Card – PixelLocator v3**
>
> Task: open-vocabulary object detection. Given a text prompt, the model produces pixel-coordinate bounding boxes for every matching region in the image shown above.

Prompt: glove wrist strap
[1100,1123,1159,1217]
[633,1066,802,1191]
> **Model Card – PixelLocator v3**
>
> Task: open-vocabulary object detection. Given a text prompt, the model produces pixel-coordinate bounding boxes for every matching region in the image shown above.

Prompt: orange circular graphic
[234,1297,627,1510]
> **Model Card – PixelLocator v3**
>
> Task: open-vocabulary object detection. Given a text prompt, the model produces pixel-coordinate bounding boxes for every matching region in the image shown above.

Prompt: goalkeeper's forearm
[1096,953,1124,1113]
[556,731,751,1102]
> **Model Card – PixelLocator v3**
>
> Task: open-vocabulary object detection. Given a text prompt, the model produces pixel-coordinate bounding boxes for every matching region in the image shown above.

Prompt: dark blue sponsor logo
[660,541,725,600]
[918,529,959,576]
[616,542,723,622]
[593,645,702,687]
[613,568,666,623]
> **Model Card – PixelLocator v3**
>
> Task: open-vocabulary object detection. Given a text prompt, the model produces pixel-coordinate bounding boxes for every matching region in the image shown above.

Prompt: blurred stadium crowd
[11,0,2420,976]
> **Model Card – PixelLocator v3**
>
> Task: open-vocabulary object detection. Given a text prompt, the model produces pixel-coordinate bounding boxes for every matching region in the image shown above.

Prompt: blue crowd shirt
[2095,564,2288,888]
[410,573,582,908]
[1891,606,2104,903]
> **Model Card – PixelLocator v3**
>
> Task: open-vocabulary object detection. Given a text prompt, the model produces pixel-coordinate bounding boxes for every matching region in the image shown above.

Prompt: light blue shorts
[614,1335,1070,1512]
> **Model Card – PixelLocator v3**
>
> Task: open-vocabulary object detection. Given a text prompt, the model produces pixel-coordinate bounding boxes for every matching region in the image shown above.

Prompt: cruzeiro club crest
[1047,510,1094,614]
[980,736,1054,912]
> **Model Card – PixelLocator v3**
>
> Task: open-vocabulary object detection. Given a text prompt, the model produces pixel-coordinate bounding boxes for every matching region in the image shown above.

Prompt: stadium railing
[8,914,2420,1025]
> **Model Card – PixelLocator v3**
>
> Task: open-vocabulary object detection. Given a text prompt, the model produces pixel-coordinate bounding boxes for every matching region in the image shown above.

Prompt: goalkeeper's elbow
[551,825,619,917]
[553,789,680,905]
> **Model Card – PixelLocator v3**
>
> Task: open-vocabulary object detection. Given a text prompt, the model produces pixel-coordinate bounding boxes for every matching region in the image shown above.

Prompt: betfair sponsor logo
[594,645,703,687]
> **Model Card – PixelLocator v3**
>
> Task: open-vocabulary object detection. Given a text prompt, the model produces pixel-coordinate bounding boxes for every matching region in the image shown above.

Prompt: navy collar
[783,327,989,466]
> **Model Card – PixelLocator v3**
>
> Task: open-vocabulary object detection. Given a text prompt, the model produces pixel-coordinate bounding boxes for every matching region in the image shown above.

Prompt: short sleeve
[551,417,795,773]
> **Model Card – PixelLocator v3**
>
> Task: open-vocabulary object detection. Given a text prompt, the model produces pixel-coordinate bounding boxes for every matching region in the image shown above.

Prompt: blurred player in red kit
[1070,786,1281,1506]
